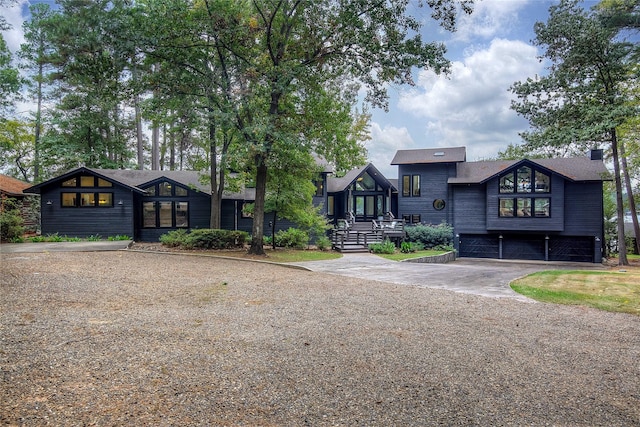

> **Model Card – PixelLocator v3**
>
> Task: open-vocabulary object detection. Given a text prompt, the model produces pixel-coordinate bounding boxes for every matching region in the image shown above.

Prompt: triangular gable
[328,163,395,193]
[23,167,146,195]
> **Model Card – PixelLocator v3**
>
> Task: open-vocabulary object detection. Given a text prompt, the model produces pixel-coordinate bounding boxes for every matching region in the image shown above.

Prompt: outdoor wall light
[118,200,124,206]
[46,200,53,205]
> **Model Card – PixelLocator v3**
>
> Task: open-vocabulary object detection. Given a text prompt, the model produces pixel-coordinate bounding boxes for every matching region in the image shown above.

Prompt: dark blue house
[391,147,609,263]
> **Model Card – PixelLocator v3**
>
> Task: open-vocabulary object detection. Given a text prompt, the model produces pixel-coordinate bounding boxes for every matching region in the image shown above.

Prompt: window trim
[60,192,114,208]
[499,197,550,218]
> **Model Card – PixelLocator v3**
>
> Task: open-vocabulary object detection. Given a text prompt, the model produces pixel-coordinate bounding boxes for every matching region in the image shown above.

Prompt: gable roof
[0,174,31,197]
[448,157,611,184]
[391,147,466,165]
[327,163,396,193]
[24,167,211,194]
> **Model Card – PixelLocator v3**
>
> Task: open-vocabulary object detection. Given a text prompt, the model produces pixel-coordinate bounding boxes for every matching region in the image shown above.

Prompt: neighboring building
[0,174,38,231]
[392,147,610,263]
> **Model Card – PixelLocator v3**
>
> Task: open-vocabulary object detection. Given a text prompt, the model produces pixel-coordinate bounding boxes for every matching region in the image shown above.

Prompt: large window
[143,201,189,228]
[141,181,190,228]
[499,197,550,217]
[498,166,551,218]
[61,192,113,207]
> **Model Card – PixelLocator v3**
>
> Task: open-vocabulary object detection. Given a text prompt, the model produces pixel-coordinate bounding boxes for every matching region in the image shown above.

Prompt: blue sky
[1,0,602,177]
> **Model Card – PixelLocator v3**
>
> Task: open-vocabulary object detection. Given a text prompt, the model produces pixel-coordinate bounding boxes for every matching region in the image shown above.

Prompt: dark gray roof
[327,163,395,193]
[391,147,466,165]
[92,169,211,193]
[448,157,611,184]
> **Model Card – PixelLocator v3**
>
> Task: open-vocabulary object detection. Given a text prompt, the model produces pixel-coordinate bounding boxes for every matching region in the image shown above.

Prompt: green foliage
[160,229,248,250]
[45,233,64,242]
[274,228,309,249]
[0,198,24,241]
[368,239,396,254]
[159,229,189,247]
[400,241,424,253]
[87,234,102,241]
[405,223,453,249]
[314,235,331,251]
[107,235,131,241]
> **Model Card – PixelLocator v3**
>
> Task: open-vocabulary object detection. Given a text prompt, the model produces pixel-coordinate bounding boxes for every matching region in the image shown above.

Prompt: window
[499,198,514,217]
[313,179,323,196]
[159,182,172,196]
[175,186,188,196]
[62,193,77,207]
[412,214,421,224]
[143,202,156,227]
[412,175,420,197]
[61,192,113,208]
[534,198,550,217]
[80,176,95,187]
[355,172,376,191]
[499,197,550,218]
[327,196,334,216]
[143,201,189,228]
[516,167,531,192]
[98,178,112,187]
[402,174,421,197]
[62,178,77,187]
[402,175,410,197]
[144,185,156,196]
[534,171,550,192]
[499,174,514,193]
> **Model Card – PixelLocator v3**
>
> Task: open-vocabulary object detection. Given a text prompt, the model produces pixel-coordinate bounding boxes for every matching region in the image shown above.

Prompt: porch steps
[331,222,382,253]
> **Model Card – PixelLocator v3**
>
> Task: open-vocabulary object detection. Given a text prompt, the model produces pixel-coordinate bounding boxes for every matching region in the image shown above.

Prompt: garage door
[549,236,593,262]
[458,234,499,258]
[503,234,545,261]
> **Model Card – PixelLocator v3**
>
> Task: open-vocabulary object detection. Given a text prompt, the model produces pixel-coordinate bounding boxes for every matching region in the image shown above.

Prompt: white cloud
[1,0,28,53]
[454,0,531,42]
[366,122,415,178]
[396,38,543,160]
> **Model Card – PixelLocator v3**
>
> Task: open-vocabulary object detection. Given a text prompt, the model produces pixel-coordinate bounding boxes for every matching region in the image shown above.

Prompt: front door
[354,195,384,221]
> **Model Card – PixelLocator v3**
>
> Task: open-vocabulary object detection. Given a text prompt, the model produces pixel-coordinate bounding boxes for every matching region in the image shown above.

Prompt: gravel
[1,250,639,426]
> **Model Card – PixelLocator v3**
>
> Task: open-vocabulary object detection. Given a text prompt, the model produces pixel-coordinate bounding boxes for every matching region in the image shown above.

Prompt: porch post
[545,235,549,261]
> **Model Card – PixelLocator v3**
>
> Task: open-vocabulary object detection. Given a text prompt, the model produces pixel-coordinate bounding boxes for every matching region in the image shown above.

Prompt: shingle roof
[448,157,611,184]
[391,147,466,165]
[327,163,396,193]
[91,169,211,193]
[0,174,31,197]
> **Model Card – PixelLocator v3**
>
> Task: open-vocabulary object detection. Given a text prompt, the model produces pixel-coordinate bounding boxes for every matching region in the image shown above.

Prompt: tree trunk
[248,155,268,255]
[151,122,159,170]
[134,97,144,170]
[611,130,628,265]
[209,120,221,229]
[34,61,43,182]
[619,137,640,254]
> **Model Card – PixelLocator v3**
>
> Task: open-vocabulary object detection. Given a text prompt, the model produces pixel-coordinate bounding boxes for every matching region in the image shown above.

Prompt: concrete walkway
[289,252,605,301]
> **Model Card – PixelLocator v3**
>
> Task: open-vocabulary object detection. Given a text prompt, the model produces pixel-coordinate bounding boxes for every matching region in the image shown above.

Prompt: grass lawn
[215,248,343,263]
[376,249,450,262]
[511,267,640,316]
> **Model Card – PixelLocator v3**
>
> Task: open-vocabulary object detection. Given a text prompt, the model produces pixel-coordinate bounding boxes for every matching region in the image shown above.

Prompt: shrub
[45,233,64,242]
[369,239,396,254]
[159,229,189,247]
[400,241,424,253]
[108,234,131,241]
[160,229,248,250]
[315,235,332,251]
[0,198,24,242]
[405,223,453,249]
[274,227,309,249]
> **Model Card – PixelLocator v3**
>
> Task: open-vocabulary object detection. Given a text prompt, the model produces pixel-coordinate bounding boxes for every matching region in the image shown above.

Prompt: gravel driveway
[2,250,639,426]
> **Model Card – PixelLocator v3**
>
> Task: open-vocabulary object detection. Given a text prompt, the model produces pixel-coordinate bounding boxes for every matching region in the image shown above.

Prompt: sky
[1,0,603,178]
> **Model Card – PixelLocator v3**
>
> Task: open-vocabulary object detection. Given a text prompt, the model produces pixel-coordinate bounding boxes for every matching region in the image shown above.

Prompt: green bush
[274,227,309,249]
[159,229,189,247]
[0,198,24,242]
[315,235,332,251]
[45,233,64,242]
[400,241,424,253]
[160,229,248,250]
[405,223,453,249]
[108,234,131,241]
[369,239,396,254]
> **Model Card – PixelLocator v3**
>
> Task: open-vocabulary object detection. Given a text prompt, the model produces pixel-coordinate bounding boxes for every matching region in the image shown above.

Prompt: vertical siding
[397,163,456,225]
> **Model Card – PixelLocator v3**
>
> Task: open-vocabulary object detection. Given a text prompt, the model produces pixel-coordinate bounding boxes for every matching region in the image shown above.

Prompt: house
[22,163,336,242]
[391,147,610,263]
[0,174,38,231]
